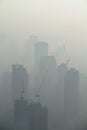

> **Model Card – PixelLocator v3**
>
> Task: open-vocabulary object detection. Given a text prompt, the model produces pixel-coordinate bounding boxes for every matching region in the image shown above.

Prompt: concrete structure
[57,63,68,109]
[0,71,12,128]
[23,35,38,71]
[14,98,29,130]
[39,56,57,130]
[12,64,29,101]
[64,68,79,130]
[14,98,48,130]
[29,102,48,130]
[39,56,57,104]
[35,41,48,72]
[56,64,68,130]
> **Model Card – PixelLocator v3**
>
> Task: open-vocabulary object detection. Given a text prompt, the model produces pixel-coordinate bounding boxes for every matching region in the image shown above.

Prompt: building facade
[64,68,79,130]
[35,41,48,72]
[12,64,29,101]
[14,99,48,130]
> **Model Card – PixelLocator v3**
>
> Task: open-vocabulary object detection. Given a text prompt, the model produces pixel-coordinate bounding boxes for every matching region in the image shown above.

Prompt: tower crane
[35,70,48,102]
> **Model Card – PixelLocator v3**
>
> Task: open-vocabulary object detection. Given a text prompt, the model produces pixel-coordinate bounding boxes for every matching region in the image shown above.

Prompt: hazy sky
[0,0,87,73]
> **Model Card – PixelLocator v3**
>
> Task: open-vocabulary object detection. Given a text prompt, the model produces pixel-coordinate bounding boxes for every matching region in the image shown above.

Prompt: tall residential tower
[64,68,79,130]
[35,41,48,72]
[12,64,29,101]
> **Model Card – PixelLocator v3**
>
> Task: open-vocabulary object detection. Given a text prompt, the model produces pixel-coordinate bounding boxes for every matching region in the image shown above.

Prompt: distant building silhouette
[0,71,12,128]
[12,64,29,101]
[23,35,38,71]
[64,68,79,130]
[14,97,48,130]
[29,35,39,68]
[56,63,68,130]
[39,56,57,130]
[29,35,38,45]
[39,56,57,104]
[35,41,48,72]
[39,56,56,74]
[79,73,87,119]
[29,102,48,130]
[57,63,68,108]
[14,98,29,130]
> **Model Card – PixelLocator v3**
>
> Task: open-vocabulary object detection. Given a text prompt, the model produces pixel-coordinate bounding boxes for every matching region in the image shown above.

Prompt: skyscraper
[14,98,29,130]
[29,102,48,130]
[0,71,12,128]
[56,63,68,130]
[64,68,79,130]
[14,98,48,130]
[38,56,57,130]
[23,35,38,71]
[35,41,48,72]
[57,63,68,108]
[12,64,29,101]
[29,35,38,67]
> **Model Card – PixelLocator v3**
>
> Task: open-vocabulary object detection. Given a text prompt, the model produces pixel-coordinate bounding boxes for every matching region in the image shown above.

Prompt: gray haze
[0,0,87,73]
[0,1,87,130]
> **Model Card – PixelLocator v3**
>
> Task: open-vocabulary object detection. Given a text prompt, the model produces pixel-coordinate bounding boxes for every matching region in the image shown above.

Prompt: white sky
[0,0,87,73]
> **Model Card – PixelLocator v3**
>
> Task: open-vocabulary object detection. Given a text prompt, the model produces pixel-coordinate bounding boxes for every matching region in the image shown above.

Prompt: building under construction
[14,97,48,130]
